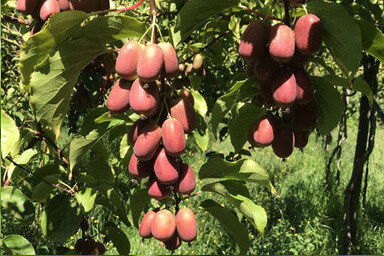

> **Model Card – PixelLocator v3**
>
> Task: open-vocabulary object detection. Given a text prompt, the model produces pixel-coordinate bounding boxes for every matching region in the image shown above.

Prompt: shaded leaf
[357,19,384,63]
[192,115,209,152]
[127,188,150,228]
[103,223,130,255]
[75,188,97,213]
[1,186,35,224]
[2,235,35,255]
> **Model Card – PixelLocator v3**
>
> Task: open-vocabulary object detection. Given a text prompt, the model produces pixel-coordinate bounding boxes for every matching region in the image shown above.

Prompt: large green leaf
[191,89,208,116]
[357,19,384,63]
[175,0,240,43]
[41,194,82,242]
[31,164,64,202]
[312,76,344,135]
[75,187,97,213]
[199,157,277,194]
[69,108,125,170]
[7,149,38,181]
[19,11,90,85]
[1,186,35,224]
[127,188,150,228]
[103,223,130,255]
[201,199,250,254]
[30,39,107,137]
[228,103,263,152]
[202,181,267,235]
[1,110,20,159]
[2,235,35,255]
[307,0,362,78]
[192,115,209,152]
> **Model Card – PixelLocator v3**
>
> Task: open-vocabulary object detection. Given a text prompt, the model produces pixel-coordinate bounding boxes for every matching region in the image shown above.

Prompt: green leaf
[19,11,90,85]
[30,39,108,137]
[191,89,207,116]
[75,188,97,213]
[86,158,114,184]
[199,157,277,195]
[7,149,38,181]
[175,0,240,43]
[31,164,64,202]
[103,223,130,255]
[228,103,263,152]
[307,0,362,78]
[2,235,35,255]
[1,186,35,224]
[1,110,20,159]
[312,76,344,135]
[192,115,209,152]
[41,194,82,242]
[69,108,125,170]
[94,182,130,227]
[72,16,148,42]
[127,188,150,228]
[200,199,250,254]
[202,181,267,235]
[353,77,373,106]
[357,19,384,63]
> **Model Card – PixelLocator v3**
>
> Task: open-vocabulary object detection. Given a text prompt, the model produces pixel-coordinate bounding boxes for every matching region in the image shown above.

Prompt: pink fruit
[269,24,295,63]
[154,148,180,185]
[17,0,39,14]
[134,123,162,160]
[170,98,197,133]
[139,211,156,238]
[40,0,60,21]
[106,79,132,114]
[162,119,186,156]
[293,69,314,105]
[128,154,153,178]
[129,79,159,117]
[151,210,176,241]
[271,68,297,108]
[176,208,197,242]
[239,20,269,61]
[158,42,179,78]
[272,126,295,158]
[247,114,276,147]
[115,41,142,80]
[147,176,170,200]
[137,44,164,82]
[295,14,323,55]
[174,163,195,195]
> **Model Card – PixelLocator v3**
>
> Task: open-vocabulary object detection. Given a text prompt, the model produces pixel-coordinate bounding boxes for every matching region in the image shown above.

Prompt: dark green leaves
[41,194,82,242]
[1,186,35,224]
[127,188,150,228]
[176,0,240,43]
[307,0,362,78]
[201,199,250,254]
[312,76,344,135]
[103,223,130,254]
[357,19,384,63]
[2,235,35,255]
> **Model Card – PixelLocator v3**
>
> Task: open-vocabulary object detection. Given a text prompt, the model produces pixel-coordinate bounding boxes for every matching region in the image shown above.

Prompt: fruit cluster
[106,39,198,251]
[139,208,197,251]
[240,14,323,158]
[16,0,109,35]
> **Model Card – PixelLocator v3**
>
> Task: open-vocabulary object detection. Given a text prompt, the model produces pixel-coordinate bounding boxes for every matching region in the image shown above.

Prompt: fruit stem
[150,0,158,44]
[164,100,172,119]
[156,98,166,124]
[282,0,291,25]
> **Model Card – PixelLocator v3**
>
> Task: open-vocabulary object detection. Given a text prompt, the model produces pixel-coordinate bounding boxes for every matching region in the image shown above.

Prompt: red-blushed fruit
[128,154,153,178]
[129,79,159,117]
[162,119,186,156]
[294,101,318,131]
[17,0,39,14]
[271,68,297,108]
[115,41,142,80]
[128,119,148,145]
[40,0,60,21]
[294,129,310,148]
[158,42,179,78]
[154,148,180,185]
[272,126,295,158]
[137,44,164,82]
[106,79,131,114]
[164,233,182,251]
[185,64,193,76]
[151,210,176,241]
[75,238,86,254]
[94,0,109,10]
[139,211,156,238]
[174,163,195,195]
[290,50,310,67]
[134,122,162,160]
[260,81,274,103]
[176,208,197,242]
[58,0,70,10]
[295,14,323,55]
[179,64,186,73]
[253,55,279,81]
[239,20,269,61]
[269,24,295,63]
[177,89,194,106]
[247,114,276,147]
[170,98,197,133]
[93,242,106,255]
[147,176,170,200]
[293,69,314,104]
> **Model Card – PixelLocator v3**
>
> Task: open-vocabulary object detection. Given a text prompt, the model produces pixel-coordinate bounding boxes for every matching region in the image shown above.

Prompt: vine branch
[1,14,31,25]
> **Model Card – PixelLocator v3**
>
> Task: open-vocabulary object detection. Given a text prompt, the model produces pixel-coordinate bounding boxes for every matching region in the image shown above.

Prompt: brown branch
[1,14,32,25]
[239,4,282,21]
[5,156,74,195]
[283,0,291,25]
